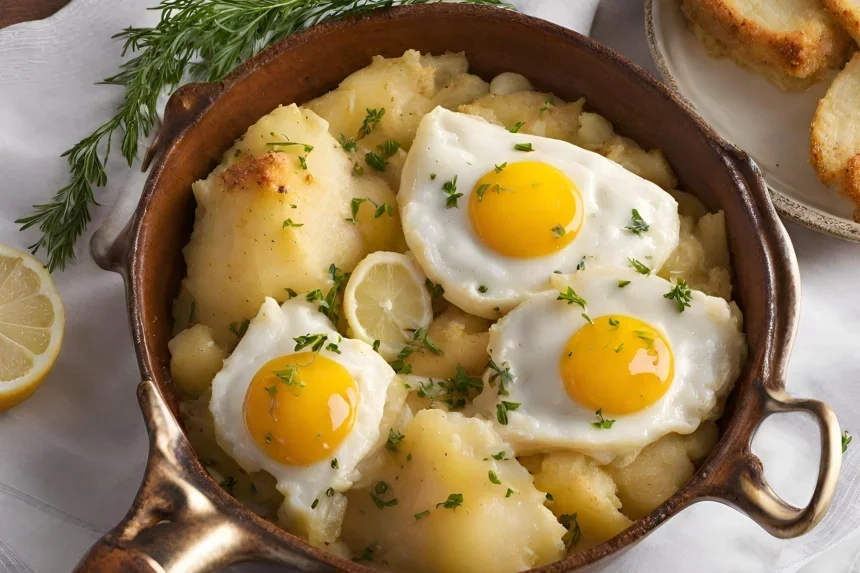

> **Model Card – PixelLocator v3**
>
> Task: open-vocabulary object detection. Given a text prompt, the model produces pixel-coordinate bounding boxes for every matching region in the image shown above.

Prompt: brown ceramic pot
[74,4,842,572]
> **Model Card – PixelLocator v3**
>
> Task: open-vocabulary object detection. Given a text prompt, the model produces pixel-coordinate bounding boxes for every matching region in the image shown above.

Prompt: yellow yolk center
[245,352,358,465]
[468,161,583,258]
[559,315,674,415]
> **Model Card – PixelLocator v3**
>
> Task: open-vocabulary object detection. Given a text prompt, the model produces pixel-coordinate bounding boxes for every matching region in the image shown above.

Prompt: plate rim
[644,0,860,243]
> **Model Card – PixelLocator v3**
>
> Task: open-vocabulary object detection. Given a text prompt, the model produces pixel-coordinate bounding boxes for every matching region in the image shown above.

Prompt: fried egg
[398,107,681,318]
[209,297,398,544]
[473,268,746,463]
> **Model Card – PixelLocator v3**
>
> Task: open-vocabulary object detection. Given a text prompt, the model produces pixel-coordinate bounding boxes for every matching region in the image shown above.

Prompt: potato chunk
[404,305,491,379]
[531,452,633,552]
[658,211,732,300]
[177,104,403,347]
[306,50,488,188]
[460,91,584,143]
[608,422,719,521]
[341,410,565,572]
[168,325,226,398]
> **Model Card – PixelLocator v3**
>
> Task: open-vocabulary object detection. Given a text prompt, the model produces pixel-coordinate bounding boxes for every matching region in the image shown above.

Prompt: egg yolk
[468,161,582,258]
[559,315,674,415]
[244,353,358,465]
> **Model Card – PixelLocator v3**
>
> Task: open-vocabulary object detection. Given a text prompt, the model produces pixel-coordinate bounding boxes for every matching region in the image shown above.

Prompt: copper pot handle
[701,145,843,538]
[90,82,222,274]
[72,380,338,573]
[701,387,842,539]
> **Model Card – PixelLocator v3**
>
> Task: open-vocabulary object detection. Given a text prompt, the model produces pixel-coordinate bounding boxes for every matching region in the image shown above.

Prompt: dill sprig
[18,0,513,272]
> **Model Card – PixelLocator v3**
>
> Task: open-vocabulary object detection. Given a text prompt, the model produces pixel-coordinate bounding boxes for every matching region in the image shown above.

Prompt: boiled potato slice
[403,305,492,379]
[168,324,226,398]
[178,104,403,347]
[341,410,565,572]
[306,50,488,188]
[531,452,633,552]
[608,422,719,521]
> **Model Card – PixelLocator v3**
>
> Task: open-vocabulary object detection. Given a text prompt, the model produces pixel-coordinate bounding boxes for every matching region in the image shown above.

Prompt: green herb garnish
[436,493,464,510]
[557,287,587,309]
[414,510,431,520]
[293,333,328,352]
[442,176,463,208]
[488,470,501,485]
[591,408,615,429]
[425,278,445,299]
[338,133,357,152]
[561,513,582,549]
[628,258,651,275]
[496,401,521,425]
[359,107,385,139]
[624,208,649,236]
[509,121,525,133]
[282,218,303,228]
[551,224,566,238]
[229,319,250,339]
[386,429,405,452]
[664,279,693,313]
[514,142,534,152]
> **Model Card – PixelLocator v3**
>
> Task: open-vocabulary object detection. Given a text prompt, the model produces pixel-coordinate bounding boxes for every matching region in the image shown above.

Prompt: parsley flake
[436,493,464,510]
[561,513,582,549]
[664,279,693,313]
[496,401,521,425]
[229,319,250,339]
[551,224,566,238]
[592,408,615,429]
[514,142,534,152]
[358,108,385,139]
[293,333,328,353]
[338,133,357,152]
[509,121,525,133]
[425,278,445,299]
[618,280,631,288]
[624,208,650,236]
[488,470,501,485]
[557,286,587,309]
[843,431,852,453]
[494,162,507,173]
[386,429,405,452]
[282,218,303,228]
[442,176,463,208]
[414,510,431,521]
[628,258,652,275]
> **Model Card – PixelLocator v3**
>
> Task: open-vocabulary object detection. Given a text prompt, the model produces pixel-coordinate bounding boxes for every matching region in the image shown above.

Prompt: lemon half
[0,245,65,411]
[343,251,432,361]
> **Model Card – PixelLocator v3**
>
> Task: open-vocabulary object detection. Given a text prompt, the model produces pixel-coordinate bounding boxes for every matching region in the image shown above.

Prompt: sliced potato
[341,410,565,572]
[531,452,633,552]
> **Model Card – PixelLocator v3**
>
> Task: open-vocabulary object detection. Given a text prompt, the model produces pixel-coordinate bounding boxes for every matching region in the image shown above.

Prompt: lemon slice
[343,251,432,360]
[0,245,65,411]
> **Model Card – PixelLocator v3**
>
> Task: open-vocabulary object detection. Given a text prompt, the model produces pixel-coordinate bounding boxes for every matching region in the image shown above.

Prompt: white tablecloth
[0,1,857,572]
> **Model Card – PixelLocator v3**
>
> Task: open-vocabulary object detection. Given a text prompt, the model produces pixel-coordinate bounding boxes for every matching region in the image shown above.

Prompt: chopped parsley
[282,218,303,228]
[430,173,437,180]
[551,224,566,238]
[374,481,390,495]
[274,365,305,391]
[664,279,693,313]
[557,286,587,309]
[442,176,463,208]
[388,346,414,375]
[354,544,375,562]
[628,258,652,275]
[496,401,521,425]
[509,121,525,133]
[618,280,631,288]
[365,139,400,172]
[634,329,655,349]
[582,313,595,326]
[266,140,314,153]
[331,458,339,469]
[609,316,620,328]
[624,208,650,236]
[412,327,442,355]
[477,285,488,294]
[539,98,555,117]
[614,343,624,353]
[358,107,385,139]
[338,133,357,152]
[494,162,507,173]
[560,513,582,549]
[436,493,463,510]
[284,287,297,299]
[488,470,501,485]
[311,498,319,509]
[546,493,554,502]
[576,256,587,271]
[326,487,335,497]
[345,197,394,223]
[487,358,514,396]
[386,428,405,452]
[505,488,516,498]
[414,510,431,521]
[325,342,341,354]
[435,365,483,410]
[372,340,381,353]
[229,319,250,339]
[514,142,534,152]
[491,451,509,460]
[298,155,308,170]
[591,408,615,429]
[293,333,328,353]
[425,278,445,299]
[843,431,852,453]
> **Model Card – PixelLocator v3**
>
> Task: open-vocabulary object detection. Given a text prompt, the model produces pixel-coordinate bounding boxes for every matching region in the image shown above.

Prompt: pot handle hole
[706,388,843,539]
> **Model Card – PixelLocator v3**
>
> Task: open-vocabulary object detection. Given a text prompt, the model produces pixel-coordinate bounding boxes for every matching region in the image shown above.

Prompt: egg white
[472,268,746,463]
[398,107,681,318]
[209,296,397,541]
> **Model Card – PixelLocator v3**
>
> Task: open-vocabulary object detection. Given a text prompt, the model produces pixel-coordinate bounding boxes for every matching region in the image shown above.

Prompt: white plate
[645,0,860,242]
